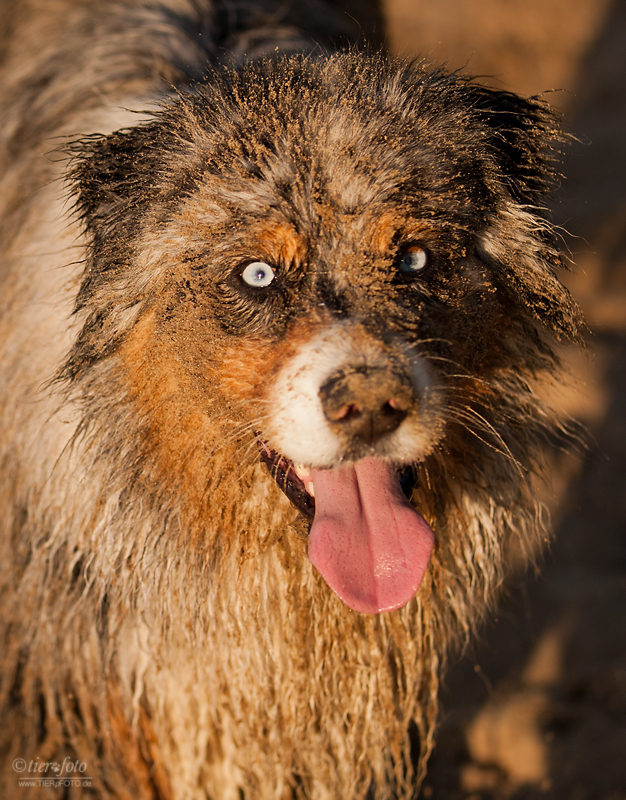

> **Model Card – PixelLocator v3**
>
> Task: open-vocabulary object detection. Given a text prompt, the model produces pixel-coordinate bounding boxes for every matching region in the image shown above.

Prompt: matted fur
[0,2,583,799]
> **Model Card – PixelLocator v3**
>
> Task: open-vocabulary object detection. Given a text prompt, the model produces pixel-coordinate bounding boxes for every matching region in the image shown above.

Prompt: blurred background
[358,0,626,797]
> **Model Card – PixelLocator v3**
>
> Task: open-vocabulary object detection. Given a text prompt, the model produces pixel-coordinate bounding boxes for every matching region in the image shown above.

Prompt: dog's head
[67,54,583,614]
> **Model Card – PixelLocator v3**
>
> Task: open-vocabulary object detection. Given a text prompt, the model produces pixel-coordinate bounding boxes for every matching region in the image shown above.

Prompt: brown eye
[398,245,428,274]
[241,261,275,288]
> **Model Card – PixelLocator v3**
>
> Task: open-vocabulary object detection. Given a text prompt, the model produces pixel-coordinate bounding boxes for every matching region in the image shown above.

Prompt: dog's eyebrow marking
[365,212,441,258]
[257,221,307,268]
[369,212,405,253]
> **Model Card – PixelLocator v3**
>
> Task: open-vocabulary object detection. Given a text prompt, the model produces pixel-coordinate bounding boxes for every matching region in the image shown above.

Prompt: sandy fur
[0,2,584,799]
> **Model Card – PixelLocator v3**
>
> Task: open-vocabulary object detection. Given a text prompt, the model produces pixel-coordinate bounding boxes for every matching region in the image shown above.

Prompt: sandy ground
[380,1,626,797]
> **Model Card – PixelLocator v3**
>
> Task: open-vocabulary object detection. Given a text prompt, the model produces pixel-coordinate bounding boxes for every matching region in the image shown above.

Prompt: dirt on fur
[385,0,626,797]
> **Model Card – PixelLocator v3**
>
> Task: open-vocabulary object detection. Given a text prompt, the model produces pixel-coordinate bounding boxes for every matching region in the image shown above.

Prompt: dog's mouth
[258,440,435,614]
[258,441,317,520]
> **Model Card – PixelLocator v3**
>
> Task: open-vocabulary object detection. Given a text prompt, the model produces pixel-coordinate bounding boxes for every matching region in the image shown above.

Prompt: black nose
[319,367,415,446]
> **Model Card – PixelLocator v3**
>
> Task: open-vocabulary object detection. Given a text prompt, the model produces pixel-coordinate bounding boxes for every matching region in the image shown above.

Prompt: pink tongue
[308,457,434,614]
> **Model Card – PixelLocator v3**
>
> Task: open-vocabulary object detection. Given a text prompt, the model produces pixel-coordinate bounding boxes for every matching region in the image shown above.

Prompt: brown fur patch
[106,690,173,800]
[213,318,324,403]
[119,311,218,510]
[368,212,434,254]
[257,222,307,268]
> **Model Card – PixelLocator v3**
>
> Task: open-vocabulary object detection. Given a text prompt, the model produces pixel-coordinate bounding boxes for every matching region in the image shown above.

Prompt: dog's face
[68,55,581,614]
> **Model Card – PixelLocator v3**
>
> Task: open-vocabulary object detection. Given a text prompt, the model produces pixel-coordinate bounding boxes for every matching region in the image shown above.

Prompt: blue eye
[398,246,428,274]
[241,261,275,288]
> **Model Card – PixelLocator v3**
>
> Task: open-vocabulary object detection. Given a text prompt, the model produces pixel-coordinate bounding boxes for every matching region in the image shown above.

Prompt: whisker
[446,403,525,473]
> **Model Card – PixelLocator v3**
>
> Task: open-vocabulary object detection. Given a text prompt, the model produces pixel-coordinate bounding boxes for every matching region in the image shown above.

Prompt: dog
[0,1,584,798]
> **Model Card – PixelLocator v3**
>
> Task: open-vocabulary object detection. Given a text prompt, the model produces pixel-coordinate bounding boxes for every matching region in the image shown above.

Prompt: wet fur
[0,1,583,798]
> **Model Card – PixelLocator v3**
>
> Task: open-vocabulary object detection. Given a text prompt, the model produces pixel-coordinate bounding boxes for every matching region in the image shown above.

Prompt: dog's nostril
[382,400,408,422]
[329,402,362,422]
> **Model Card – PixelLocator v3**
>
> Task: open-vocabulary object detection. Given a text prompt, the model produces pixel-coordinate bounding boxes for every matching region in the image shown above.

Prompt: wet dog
[0,1,583,798]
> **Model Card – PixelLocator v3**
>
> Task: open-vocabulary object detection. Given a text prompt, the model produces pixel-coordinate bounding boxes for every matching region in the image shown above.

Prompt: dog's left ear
[462,83,563,206]
[64,121,178,381]
[458,84,585,345]
[70,121,172,244]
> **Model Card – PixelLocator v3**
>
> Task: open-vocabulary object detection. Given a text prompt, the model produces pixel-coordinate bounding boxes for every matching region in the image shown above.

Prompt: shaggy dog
[0,1,583,798]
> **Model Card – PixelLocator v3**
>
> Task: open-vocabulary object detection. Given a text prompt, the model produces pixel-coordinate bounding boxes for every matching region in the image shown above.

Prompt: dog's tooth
[295,463,311,482]
[294,463,315,496]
